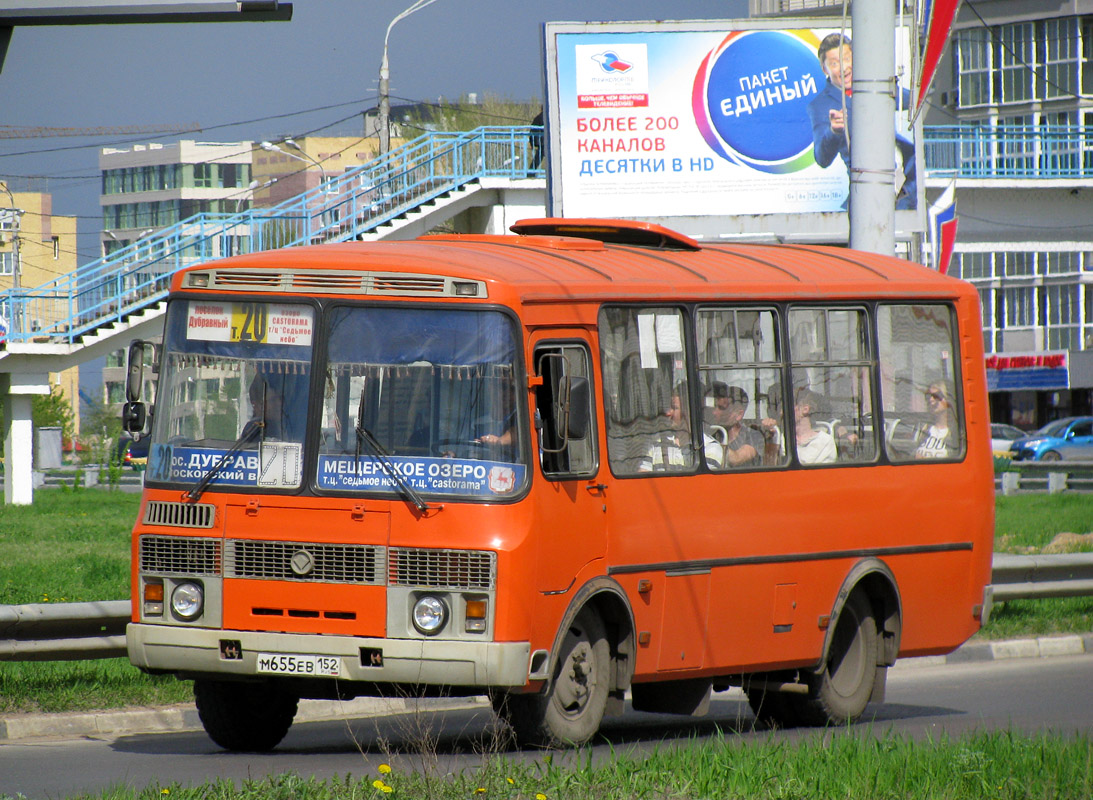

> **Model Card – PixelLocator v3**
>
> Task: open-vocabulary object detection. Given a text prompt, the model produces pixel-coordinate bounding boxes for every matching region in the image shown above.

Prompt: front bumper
[127,623,531,688]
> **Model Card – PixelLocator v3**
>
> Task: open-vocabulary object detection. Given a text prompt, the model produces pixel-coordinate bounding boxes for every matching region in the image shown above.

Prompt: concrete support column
[1,372,51,505]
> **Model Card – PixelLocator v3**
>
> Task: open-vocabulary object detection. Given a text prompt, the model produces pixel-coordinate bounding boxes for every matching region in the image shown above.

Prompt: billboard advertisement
[543,19,924,239]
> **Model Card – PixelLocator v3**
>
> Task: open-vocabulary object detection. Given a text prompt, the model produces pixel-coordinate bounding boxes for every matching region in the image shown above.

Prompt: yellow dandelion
[381,787,393,795]
[474,789,487,795]
[161,791,170,796]
[378,764,392,774]
[506,777,515,785]
[373,779,388,791]
[536,794,547,800]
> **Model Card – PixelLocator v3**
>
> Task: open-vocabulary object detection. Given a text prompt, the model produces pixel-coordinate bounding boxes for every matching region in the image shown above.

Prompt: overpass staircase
[0,125,544,356]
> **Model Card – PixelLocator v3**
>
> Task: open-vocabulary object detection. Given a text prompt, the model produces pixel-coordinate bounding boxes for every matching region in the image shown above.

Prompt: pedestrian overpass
[0,126,546,503]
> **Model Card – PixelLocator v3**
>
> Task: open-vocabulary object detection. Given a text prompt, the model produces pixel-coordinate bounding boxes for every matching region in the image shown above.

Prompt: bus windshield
[146,299,315,491]
[315,306,529,501]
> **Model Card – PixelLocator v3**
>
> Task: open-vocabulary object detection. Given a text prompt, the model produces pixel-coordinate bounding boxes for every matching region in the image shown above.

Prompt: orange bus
[123,219,994,751]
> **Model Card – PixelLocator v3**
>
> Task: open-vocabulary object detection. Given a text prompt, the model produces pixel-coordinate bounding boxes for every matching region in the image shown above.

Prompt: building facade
[0,182,81,436]
[927,0,1093,429]
[99,139,254,256]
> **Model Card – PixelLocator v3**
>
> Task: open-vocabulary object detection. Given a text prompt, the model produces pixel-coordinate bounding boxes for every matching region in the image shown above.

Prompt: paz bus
[123,219,994,751]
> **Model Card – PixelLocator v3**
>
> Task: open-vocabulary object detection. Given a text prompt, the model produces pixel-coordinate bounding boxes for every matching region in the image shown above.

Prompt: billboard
[543,19,924,241]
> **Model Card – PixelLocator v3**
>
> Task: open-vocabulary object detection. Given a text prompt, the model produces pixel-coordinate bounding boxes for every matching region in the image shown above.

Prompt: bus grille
[225,540,386,585]
[143,501,216,529]
[140,535,222,576]
[388,548,496,590]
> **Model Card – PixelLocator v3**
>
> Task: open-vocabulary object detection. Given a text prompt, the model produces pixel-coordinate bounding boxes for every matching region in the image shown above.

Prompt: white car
[990,423,1025,456]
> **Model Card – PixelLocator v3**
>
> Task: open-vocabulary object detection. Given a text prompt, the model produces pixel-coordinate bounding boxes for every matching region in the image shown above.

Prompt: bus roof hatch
[510,218,702,251]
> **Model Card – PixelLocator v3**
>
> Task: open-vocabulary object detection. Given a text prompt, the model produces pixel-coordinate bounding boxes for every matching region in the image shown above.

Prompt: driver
[706,383,763,468]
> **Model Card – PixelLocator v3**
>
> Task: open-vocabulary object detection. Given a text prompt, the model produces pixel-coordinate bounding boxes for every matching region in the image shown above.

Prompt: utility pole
[1,184,21,290]
[849,0,897,256]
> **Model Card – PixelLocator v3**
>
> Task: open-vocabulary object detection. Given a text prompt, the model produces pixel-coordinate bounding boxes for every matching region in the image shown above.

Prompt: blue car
[1009,416,1093,461]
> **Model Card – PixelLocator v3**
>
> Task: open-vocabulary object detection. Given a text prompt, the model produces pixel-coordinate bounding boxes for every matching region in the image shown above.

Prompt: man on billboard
[807,33,917,210]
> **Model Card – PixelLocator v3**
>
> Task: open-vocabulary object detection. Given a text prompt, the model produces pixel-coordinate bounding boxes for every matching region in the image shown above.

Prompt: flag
[928,181,957,274]
[916,0,962,111]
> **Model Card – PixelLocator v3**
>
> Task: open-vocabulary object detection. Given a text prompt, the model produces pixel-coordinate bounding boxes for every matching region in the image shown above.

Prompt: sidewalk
[2,633,1091,743]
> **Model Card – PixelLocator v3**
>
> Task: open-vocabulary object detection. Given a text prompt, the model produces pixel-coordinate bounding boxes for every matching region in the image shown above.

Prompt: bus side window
[599,307,692,476]
[786,307,876,466]
[877,304,964,462]
[535,343,597,477]
[696,307,788,469]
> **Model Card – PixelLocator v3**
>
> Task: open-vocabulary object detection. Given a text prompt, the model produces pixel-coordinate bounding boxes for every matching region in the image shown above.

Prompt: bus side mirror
[126,339,148,402]
[122,401,147,434]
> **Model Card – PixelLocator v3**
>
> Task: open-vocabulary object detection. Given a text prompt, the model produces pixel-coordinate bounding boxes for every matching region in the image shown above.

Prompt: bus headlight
[412,595,448,635]
[170,581,204,621]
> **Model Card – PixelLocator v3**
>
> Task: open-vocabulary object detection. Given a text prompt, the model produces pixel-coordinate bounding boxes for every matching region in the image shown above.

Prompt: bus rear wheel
[495,608,610,747]
[746,592,878,728]
[801,591,879,724]
[194,679,298,752]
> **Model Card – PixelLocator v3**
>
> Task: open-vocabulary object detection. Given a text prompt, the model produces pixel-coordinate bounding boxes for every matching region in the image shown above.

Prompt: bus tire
[194,679,298,752]
[496,609,610,747]
[801,591,879,724]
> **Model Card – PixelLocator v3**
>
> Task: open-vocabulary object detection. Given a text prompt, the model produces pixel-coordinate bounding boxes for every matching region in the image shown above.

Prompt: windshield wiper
[355,394,431,513]
[186,424,260,503]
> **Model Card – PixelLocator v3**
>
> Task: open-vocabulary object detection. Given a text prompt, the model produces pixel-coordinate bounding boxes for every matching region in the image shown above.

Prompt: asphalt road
[1,655,1091,799]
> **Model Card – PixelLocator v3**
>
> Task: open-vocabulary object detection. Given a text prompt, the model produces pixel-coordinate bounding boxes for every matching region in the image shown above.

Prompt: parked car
[990,423,1026,456]
[1009,416,1093,461]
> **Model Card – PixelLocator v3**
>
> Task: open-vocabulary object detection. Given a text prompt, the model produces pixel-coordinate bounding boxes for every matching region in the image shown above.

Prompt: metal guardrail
[2,553,1090,662]
[0,125,544,345]
[996,461,1093,494]
[0,600,128,662]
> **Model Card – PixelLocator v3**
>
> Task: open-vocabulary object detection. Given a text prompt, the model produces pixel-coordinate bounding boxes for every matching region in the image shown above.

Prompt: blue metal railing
[923,125,1093,180]
[0,125,543,345]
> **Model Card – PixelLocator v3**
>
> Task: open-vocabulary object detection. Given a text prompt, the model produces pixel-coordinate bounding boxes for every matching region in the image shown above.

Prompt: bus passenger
[707,383,763,468]
[794,388,837,464]
[640,391,723,471]
[915,380,957,458]
[242,374,284,441]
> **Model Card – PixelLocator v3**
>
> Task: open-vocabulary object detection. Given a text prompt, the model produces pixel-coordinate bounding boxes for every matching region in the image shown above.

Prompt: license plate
[256,653,341,677]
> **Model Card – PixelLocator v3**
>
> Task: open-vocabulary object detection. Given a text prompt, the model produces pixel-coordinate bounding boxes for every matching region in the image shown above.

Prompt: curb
[2,634,1090,742]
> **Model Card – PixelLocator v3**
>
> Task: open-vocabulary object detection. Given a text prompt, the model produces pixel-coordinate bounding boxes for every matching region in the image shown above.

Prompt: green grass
[0,490,1090,714]
[11,730,1090,800]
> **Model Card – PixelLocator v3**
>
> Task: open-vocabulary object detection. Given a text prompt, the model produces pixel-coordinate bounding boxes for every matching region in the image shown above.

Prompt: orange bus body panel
[137,227,993,698]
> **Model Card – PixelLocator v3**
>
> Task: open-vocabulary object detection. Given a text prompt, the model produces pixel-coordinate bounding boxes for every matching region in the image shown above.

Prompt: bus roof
[173,218,971,305]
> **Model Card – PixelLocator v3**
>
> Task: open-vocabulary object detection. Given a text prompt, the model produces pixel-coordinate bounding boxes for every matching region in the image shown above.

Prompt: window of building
[52,236,59,260]
[877,304,964,462]
[1042,17,1079,99]
[1045,283,1080,350]
[957,28,993,107]
[1003,251,1036,277]
[1003,285,1036,327]
[956,252,992,280]
[193,163,213,189]
[999,23,1035,103]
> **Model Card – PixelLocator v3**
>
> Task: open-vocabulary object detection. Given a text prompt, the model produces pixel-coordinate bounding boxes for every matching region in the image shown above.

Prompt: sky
[0,0,747,264]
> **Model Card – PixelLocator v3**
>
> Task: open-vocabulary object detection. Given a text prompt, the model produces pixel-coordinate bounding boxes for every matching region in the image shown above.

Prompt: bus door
[529,335,607,596]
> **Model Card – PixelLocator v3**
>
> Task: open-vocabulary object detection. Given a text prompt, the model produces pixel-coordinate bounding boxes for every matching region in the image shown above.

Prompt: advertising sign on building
[985,351,1070,392]
[543,19,924,240]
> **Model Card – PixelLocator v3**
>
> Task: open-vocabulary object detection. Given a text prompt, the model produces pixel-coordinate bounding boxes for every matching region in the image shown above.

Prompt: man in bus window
[639,389,722,471]
[706,383,763,468]
[794,388,837,465]
[243,373,284,441]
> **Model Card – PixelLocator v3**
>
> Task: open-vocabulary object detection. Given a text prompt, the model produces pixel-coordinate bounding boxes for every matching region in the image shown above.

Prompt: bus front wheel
[194,679,298,752]
[495,608,610,747]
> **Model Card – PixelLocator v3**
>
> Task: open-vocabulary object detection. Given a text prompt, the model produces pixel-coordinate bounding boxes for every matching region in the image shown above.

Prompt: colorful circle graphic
[692,30,825,174]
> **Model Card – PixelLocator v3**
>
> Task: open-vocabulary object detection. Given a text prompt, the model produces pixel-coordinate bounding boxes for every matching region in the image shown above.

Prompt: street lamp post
[378,0,443,155]
[261,140,331,192]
